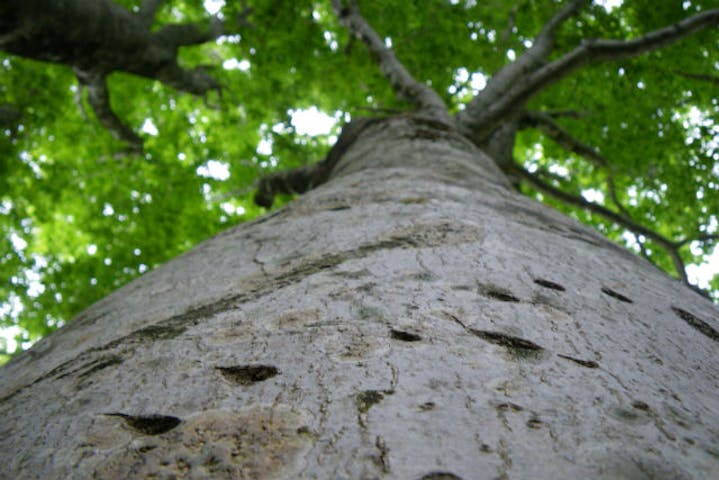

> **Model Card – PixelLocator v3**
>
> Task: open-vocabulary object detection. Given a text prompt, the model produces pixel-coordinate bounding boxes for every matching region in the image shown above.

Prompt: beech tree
[1,0,718,477]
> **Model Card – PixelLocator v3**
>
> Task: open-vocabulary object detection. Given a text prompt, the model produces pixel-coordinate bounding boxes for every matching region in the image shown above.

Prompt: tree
[1,0,718,477]
[1,0,718,354]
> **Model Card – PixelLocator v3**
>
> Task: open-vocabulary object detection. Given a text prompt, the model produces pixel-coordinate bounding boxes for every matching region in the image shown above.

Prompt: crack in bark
[671,307,719,342]
[557,353,599,369]
[0,221,481,401]
[447,313,545,360]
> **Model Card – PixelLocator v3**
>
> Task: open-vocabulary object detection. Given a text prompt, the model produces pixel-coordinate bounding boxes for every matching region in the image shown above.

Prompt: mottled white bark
[1,117,718,479]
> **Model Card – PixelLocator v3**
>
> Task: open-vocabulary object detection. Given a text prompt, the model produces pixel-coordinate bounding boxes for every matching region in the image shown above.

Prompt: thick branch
[457,0,587,137]
[331,0,449,122]
[458,8,719,142]
[138,0,164,27]
[0,0,247,145]
[76,71,143,152]
[0,0,226,96]
[514,166,689,283]
[526,8,719,89]
[154,17,225,47]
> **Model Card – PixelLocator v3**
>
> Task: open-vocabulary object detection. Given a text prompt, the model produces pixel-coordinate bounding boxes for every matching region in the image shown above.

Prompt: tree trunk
[1,116,717,479]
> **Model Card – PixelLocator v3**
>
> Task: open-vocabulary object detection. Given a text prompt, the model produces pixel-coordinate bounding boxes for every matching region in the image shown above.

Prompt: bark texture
[1,117,718,479]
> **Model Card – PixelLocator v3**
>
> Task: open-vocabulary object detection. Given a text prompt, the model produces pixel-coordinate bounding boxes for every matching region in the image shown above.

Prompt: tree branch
[0,0,252,143]
[154,17,225,47]
[543,109,591,119]
[499,4,519,44]
[513,166,689,283]
[138,0,164,27]
[534,0,588,54]
[457,0,588,138]
[673,70,719,85]
[331,0,449,122]
[518,113,719,286]
[0,103,21,128]
[499,9,719,125]
[458,7,719,142]
[604,174,633,220]
[676,233,719,248]
[76,71,143,153]
[521,109,635,217]
[520,110,606,168]
[0,0,237,96]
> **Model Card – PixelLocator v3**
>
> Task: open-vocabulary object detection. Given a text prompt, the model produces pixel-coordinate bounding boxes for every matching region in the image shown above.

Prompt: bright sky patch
[290,107,337,136]
[196,160,230,181]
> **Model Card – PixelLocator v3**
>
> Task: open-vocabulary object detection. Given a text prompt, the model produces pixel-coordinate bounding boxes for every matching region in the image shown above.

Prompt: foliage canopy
[1,0,718,361]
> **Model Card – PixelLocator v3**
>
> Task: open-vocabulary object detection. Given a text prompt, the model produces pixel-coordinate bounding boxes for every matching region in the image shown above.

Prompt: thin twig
[675,233,719,248]
[543,110,591,119]
[673,70,719,85]
[520,110,631,219]
[520,110,606,167]
[500,4,519,44]
[519,111,719,282]
[0,103,22,127]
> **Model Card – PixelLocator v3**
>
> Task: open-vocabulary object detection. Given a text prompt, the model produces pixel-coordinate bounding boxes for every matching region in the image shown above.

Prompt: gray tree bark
[1,116,718,479]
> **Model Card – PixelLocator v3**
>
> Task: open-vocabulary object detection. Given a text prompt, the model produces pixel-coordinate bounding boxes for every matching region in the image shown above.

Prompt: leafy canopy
[1,0,718,361]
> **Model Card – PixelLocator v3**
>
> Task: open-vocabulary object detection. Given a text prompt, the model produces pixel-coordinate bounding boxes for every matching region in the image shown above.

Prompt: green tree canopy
[1,0,718,361]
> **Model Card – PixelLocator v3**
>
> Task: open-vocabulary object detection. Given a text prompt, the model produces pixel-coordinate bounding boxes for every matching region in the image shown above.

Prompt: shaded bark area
[1,117,717,478]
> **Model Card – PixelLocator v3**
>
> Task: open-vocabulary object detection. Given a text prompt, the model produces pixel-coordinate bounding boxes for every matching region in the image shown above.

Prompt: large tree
[1,0,718,353]
[1,0,718,477]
